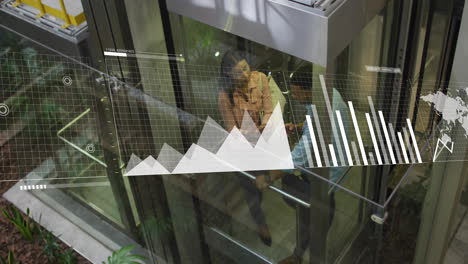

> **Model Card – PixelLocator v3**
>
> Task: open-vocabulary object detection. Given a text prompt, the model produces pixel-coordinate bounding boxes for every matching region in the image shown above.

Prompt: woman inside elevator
[218,50,273,246]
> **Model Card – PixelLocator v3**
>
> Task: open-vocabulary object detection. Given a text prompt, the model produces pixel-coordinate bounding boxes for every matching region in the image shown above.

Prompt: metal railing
[56,108,125,171]
[56,108,107,167]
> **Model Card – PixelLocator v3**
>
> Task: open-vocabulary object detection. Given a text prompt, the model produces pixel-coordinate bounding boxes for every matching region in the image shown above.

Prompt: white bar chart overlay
[366,113,383,164]
[406,119,423,163]
[306,115,322,167]
[368,152,376,165]
[348,101,368,165]
[303,135,315,168]
[378,111,397,164]
[388,123,404,163]
[329,144,338,166]
[351,141,362,165]
[319,75,346,165]
[368,97,390,164]
[311,105,331,167]
[297,97,423,169]
[403,128,417,163]
[398,132,410,163]
[336,111,354,166]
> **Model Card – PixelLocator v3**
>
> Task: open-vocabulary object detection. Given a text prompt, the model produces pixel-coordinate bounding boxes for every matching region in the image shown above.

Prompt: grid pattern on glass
[0,51,108,185]
[1,51,468,207]
[101,56,448,176]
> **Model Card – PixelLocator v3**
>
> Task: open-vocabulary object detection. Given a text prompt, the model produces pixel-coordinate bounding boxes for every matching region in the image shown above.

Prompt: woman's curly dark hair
[219,50,250,104]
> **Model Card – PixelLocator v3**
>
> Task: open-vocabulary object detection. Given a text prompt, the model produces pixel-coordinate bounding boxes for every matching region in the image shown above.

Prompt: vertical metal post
[308,64,331,264]
[11,0,22,7]
[97,95,139,236]
[58,0,71,28]
[36,0,46,18]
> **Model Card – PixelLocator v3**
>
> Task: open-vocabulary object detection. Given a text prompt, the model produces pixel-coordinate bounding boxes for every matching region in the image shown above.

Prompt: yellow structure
[12,0,86,28]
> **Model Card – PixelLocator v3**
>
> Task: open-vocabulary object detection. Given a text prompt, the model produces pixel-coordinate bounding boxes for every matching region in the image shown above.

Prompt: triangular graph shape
[261,104,284,142]
[197,117,229,153]
[254,124,294,170]
[125,154,142,175]
[172,144,235,174]
[143,156,157,167]
[240,110,261,146]
[125,155,170,176]
[216,127,257,171]
[157,143,183,171]
[125,102,294,176]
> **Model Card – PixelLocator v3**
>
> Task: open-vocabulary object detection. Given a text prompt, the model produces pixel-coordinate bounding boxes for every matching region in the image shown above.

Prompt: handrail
[1,24,389,209]
[383,133,431,208]
[328,166,352,195]
[241,170,311,208]
[56,108,108,168]
[239,165,351,209]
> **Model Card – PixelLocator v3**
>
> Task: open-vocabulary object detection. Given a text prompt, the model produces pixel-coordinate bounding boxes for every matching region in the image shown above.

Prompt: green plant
[1,207,37,241]
[58,248,77,264]
[0,250,22,264]
[40,229,62,262]
[39,228,78,264]
[103,245,146,264]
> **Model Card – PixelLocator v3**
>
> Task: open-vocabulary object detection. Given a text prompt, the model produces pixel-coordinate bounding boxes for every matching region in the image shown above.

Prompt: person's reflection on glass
[218,50,273,246]
[256,68,348,263]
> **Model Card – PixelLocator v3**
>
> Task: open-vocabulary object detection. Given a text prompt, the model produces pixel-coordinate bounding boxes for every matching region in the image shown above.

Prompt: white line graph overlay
[432,138,454,162]
[125,104,294,176]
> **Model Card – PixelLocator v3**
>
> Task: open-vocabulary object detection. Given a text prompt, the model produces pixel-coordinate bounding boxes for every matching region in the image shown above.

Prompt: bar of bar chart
[300,74,424,168]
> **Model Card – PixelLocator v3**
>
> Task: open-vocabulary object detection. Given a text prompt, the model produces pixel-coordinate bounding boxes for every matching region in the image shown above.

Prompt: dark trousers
[238,174,267,228]
[282,174,336,258]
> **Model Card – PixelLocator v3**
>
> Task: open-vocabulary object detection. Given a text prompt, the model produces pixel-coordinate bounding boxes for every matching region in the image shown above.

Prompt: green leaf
[103,245,146,264]
[0,250,22,264]
[1,207,37,241]
[58,248,77,264]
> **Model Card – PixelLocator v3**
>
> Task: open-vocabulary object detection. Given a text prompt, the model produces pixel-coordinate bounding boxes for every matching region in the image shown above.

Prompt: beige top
[218,71,273,131]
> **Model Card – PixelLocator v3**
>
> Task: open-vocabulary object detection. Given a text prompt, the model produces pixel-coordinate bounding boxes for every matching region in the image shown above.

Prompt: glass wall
[146,0,402,263]
[1,0,467,263]
[444,170,468,263]
[0,25,137,238]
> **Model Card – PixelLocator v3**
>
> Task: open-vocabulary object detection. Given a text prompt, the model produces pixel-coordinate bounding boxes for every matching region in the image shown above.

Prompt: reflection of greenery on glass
[140,216,173,239]
[396,166,430,230]
[1,39,68,140]
[22,48,42,83]
[7,96,31,119]
[0,32,25,90]
[38,99,66,123]
[381,167,431,263]
[24,98,67,140]
[0,47,41,90]
[182,18,228,65]
[103,245,146,264]
[0,31,25,53]
[0,55,21,90]
[1,207,38,241]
